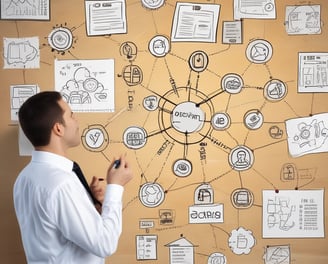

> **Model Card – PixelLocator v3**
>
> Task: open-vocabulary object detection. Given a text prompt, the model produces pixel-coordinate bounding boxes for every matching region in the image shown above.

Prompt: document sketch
[136,235,157,260]
[165,237,195,264]
[262,189,324,238]
[222,20,242,44]
[10,84,39,121]
[85,0,127,36]
[298,52,328,92]
[3,37,40,69]
[234,0,276,19]
[0,0,50,20]
[285,113,328,157]
[171,2,220,43]
[285,5,321,35]
[55,59,115,112]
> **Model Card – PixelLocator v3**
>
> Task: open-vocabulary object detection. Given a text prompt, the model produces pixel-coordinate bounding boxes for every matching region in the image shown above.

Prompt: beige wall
[1,0,328,263]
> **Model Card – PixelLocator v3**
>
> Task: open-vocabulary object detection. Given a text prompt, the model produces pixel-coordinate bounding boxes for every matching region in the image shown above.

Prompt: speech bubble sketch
[228,227,256,255]
[285,113,328,157]
[3,37,39,69]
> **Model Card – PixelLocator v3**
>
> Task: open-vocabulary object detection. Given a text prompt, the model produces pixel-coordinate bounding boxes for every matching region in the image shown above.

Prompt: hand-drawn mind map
[8,1,327,263]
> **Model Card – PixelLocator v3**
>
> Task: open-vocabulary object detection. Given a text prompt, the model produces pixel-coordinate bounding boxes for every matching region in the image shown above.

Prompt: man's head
[19,91,80,149]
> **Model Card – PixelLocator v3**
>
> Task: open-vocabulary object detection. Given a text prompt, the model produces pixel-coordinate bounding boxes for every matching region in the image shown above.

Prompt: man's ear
[53,122,64,136]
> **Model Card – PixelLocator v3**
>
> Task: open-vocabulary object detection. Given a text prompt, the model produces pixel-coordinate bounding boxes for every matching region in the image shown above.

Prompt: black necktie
[72,162,102,206]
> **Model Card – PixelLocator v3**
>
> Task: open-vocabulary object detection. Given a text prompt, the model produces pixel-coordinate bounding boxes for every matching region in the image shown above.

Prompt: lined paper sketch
[165,237,195,264]
[171,2,220,43]
[54,59,115,112]
[3,37,40,69]
[10,84,39,121]
[222,20,242,44]
[285,113,328,157]
[136,235,158,260]
[263,190,324,238]
[0,0,50,20]
[298,52,328,92]
[85,0,127,36]
[285,5,321,35]
[234,0,276,19]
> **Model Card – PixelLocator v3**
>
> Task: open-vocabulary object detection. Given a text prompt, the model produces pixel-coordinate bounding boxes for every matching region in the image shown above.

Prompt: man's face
[58,99,80,148]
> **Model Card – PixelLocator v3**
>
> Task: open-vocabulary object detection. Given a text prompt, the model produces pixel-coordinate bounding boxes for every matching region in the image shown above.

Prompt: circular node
[171,102,205,133]
[149,35,170,57]
[208,252,227,264]
[221,73,244,94]
[231,188,254,209]
[173,159,192,177]
[246,39,273,64]
[48,27,73,51]
[141,0,165,9]
[211,112,231,130]
[188,50,209,72]
[229,145,254,171]
[143,95,159,111]
[119,41,137,61]
[244,109,263,130]
[123,126,147,149]
[122,65,143,86]
[158,87,214,145]
[139,182,165,208]
[81,124,109,152]
[264,79,287,102]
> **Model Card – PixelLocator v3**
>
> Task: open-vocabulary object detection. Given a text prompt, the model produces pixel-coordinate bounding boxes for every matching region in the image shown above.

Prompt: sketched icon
[139,183,165,208]
[81,124,109,152]
[48,26,73,52]
[246,39,273,64]
[123,126,147,149]
[173,159,192,177]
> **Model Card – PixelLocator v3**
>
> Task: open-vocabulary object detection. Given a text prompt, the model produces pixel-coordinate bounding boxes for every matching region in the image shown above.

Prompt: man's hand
[106,155,133,186]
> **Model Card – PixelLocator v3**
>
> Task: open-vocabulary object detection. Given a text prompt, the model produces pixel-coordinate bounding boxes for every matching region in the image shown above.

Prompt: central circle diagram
[158,86,214,145]
[171,102,205,133]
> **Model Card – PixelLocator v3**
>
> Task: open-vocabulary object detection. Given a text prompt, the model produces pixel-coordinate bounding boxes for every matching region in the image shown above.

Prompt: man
[14,91,133,263]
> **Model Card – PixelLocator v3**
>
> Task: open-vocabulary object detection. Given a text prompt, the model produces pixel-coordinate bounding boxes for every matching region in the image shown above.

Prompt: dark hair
[19,91,64,147]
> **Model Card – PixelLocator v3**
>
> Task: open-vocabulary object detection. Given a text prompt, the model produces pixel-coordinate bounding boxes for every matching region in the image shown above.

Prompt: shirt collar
[31,150,73,172]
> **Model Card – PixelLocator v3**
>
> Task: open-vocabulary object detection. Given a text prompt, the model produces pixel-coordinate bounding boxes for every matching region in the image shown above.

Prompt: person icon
[233,150,250,169]
[229,146,254,171]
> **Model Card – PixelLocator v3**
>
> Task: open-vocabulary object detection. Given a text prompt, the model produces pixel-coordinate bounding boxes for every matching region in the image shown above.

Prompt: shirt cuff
[103,184,124,203]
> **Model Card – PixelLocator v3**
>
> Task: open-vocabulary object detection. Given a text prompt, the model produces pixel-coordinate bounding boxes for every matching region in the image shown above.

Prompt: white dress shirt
[14,151,124,264]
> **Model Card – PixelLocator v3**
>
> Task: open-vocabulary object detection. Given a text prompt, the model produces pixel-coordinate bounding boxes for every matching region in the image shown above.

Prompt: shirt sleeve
[51,180,124,258]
